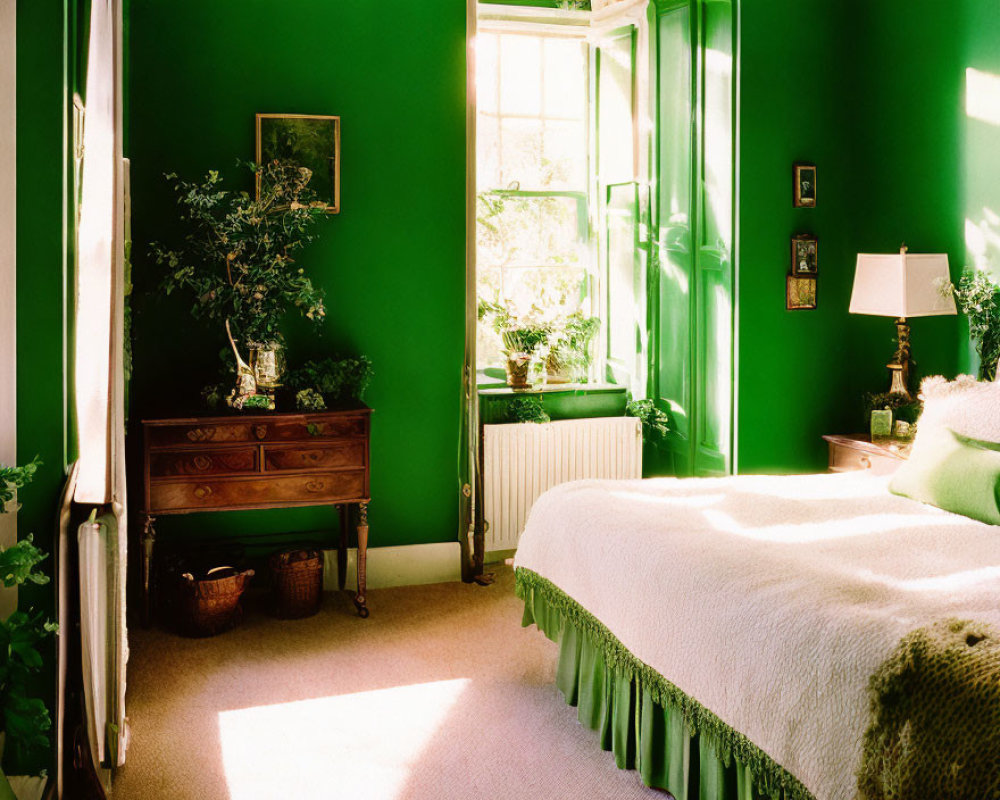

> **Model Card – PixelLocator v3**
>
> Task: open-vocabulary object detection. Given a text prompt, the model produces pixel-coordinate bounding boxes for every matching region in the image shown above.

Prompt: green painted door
[652,0,734,476]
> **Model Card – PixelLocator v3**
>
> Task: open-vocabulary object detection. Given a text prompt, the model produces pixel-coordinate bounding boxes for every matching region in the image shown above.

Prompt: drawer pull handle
[194,485,214,500]
[305,480,325,493]
[192,456,211,471]
[859,455,871,469]
[255,425,268,440]
[308,451,321,461]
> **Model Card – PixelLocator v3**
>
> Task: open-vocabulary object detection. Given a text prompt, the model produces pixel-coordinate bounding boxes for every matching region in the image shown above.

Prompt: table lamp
[849,246,956,399]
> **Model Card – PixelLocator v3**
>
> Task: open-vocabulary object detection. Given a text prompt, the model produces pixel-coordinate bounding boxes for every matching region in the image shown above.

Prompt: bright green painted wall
[128,1,467,549]
[16,2,68,606]
[737,1,964,474]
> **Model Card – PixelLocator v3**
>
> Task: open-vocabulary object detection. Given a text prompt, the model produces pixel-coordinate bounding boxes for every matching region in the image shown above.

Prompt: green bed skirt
[516,568,815,800]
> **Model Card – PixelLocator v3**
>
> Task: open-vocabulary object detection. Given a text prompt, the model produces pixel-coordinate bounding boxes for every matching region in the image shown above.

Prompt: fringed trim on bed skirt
[515,567,816,800]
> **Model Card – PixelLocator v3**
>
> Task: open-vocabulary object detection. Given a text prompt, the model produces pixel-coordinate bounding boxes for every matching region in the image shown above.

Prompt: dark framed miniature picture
[786,275,817,310]
[793,163,817,208]
[791,234,818,275]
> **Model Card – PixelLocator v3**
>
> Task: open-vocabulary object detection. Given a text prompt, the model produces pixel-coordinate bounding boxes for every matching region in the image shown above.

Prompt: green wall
[736,0,965,474]
[128,1,467,551]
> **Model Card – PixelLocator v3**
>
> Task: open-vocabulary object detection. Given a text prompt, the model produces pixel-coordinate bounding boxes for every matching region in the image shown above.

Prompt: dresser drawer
[263,442,365,472]
[828,443,903,475]
[149,470,367,512]
[150,447,258,477]
[147,422,259,447]
[266,416,367,442]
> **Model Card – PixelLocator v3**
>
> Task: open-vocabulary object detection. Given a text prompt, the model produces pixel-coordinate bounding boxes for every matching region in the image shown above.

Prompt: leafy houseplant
[547,312,600,383]
[943,269,1000,380]
[288,356,374,409]
[0,458,57,796]
[625,398,671,448]
[151,161,330,407]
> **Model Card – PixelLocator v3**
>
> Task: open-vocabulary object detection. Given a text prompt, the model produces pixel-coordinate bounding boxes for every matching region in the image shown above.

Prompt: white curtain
[73,0,129,770]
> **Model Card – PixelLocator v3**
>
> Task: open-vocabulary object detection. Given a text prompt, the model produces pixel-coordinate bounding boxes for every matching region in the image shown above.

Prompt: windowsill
[477,371,627,424]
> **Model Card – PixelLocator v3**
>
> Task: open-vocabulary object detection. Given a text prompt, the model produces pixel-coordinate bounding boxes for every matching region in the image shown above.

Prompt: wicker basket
[175,566,254,637]
[270,549,324,618]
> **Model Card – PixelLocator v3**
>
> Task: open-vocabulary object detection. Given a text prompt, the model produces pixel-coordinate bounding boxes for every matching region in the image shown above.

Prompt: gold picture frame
[792,162,817,208]
[791,233,818,275]
[786,274,817,310]
[255,113,341,214]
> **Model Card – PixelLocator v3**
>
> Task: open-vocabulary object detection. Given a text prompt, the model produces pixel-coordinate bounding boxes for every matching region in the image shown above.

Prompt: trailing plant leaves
[0,457,40,511]
[626,398,671,447]
[504,397,550,424]
[0,538,49,588]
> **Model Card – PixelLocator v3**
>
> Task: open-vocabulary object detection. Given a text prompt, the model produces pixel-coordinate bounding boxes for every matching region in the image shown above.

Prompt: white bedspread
[513,471,1000,800]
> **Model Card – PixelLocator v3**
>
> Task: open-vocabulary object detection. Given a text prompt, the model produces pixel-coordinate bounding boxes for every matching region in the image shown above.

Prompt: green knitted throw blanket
[857,618,1000,800]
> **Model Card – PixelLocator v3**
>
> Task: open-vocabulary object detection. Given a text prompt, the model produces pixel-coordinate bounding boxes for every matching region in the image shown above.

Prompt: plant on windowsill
[547,312,600,384]
[941,269,1000,380]
[151,161,330,410]
[0,457,57,798]
[478,300,551,391]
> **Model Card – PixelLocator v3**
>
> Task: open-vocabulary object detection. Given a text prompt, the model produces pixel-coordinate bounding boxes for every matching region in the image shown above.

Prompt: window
[475,26,592,372]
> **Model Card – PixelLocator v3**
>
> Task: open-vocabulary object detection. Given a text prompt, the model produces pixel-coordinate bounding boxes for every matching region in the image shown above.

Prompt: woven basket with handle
[270,549,324,618]
[176,566,254,637]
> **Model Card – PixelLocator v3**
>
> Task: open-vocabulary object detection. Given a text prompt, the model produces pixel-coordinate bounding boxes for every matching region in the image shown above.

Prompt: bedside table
[822,434,909,475]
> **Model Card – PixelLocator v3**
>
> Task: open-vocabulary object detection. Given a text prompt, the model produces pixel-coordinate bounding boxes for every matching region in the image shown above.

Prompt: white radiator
[483,416,643,552]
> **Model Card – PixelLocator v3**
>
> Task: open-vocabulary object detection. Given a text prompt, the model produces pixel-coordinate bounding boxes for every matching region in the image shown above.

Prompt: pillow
[889,428,1000,524]
[916,374,1000,443]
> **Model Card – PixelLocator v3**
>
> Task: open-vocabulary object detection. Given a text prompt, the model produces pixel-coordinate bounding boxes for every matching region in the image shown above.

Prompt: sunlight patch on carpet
[218,678,470,799]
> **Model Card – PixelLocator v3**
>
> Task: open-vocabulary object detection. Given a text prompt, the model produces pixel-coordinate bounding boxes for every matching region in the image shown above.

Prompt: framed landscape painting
[256,113,340,214]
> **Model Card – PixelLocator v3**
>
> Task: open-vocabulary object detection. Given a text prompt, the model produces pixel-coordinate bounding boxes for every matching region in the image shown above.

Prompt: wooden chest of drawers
[141,406,372,624]
[822,434,908,475]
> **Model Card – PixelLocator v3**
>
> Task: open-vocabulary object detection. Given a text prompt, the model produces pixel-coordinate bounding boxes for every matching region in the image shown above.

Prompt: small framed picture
[256,113,341,213]
[786,275,817,310]
[793,163,817,208]
[791,234,818,275]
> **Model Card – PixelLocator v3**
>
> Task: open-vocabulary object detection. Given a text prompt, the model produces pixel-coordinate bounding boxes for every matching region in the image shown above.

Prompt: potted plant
[547,312,600,384]
[0,457,56,798]
[943,269,1000,380]
[287,356,374,410]
[151,161,330,409]
[478,300,553,390]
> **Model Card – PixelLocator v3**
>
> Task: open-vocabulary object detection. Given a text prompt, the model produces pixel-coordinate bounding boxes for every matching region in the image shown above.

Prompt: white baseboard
[322,541,462,591]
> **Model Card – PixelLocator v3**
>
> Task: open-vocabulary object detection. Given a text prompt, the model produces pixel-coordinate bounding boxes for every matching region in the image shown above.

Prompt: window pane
[500,117,543,187]
[543,121,587,189]
[477,116,500,189]
[477,194,583,269]
[476,33,498,115]
[544,39,586,119]
[500,35,542,116]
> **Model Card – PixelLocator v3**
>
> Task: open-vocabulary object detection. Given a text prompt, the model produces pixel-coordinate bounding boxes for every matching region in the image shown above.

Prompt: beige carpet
[114,566,662,800]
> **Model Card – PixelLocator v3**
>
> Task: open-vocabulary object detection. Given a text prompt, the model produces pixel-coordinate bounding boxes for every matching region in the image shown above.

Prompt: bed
[514,464,1000,799]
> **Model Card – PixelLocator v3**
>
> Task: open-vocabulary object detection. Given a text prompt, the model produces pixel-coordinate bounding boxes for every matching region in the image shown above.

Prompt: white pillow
[916,374,1000,444]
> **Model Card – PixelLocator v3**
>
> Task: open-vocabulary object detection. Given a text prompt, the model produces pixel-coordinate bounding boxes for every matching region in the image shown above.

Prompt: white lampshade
[849,249,957,318]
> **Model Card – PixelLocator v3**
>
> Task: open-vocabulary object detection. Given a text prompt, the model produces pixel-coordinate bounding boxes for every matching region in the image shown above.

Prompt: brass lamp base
[887,317,913,400]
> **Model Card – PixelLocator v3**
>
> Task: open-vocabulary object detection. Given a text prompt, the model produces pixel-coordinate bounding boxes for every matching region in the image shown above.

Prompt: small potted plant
[0,457,56,797]
[152,161,330,409]
[479,300,553,391]
[547,312,600,384]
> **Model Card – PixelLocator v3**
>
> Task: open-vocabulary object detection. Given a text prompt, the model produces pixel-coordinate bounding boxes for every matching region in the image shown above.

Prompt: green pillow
[889,429,1000,525]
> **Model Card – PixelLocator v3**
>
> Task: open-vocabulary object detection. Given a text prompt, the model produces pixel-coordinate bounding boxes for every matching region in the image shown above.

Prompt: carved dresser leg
[141,515,157,628]
[354,502,369,618]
